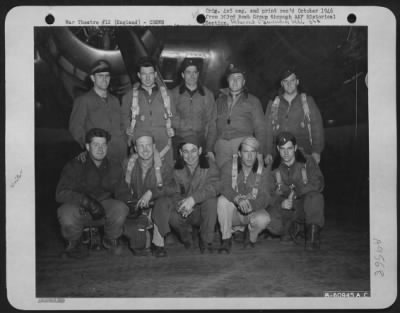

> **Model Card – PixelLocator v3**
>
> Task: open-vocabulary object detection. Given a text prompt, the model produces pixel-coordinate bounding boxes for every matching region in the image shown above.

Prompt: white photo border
[5,5,397,310]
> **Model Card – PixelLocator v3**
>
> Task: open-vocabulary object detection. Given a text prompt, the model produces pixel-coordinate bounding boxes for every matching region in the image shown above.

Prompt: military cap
[181,58,202,72]
[240,137,260,151]
[226,63,246,78]
[178,133,203,149]
[90,60,111,75]
[276,131,297,147]
[280,67,297,81]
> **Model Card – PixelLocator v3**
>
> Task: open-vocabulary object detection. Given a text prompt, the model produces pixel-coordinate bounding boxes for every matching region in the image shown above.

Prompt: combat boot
[103,237,122,256]
[152,245,167,258]
[280,219,295,245]
[218,237,232,254]
[289,221,305,245]
[305,224,321,251]
[243,226,255,248]
[199,237,214,254]
[63,240,89,259]
[177,224,192,249]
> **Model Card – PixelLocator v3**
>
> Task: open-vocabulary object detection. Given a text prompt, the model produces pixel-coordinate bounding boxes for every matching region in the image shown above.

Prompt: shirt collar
[88,156,109,170]
[179,83,205,96]
[139,84,159,94]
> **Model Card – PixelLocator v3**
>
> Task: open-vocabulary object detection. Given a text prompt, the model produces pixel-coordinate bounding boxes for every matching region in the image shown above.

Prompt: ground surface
[36,220,370,298]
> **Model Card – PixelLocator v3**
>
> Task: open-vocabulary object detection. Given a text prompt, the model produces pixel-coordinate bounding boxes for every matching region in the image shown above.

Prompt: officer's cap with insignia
[181,58,202,72]
[226,63,246,79]
[280,67,298,81]
[276,131,297,147]
[90,60,111,75]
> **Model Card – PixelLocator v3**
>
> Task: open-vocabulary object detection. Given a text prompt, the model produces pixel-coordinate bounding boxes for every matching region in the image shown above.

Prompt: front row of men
[56,128,324,259]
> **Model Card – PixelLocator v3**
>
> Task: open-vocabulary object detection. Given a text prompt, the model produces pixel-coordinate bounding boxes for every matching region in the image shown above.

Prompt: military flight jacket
[172,159,220,204]
[271,156,324,201]
[121,85,176,136]
[171,84,217,153]
[56,157,131,205]
[264,93,324,156]
[69,89,125,146]
[220,160,274,212]
[215,89,267,155]
[122,158,176,200]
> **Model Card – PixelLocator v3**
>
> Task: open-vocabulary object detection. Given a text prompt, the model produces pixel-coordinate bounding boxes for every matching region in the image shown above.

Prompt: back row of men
[69,57,324,168]
[58,57,325,258]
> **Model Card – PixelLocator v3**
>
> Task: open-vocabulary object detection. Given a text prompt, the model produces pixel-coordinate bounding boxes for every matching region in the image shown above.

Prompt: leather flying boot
[63,239,89,259]
[305,224,321,251]
[218,237,232,254]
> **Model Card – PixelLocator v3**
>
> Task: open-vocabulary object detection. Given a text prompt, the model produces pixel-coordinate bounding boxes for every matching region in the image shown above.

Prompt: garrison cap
[90,60,111,75]
[276,131,297,147]
[280,67,298,81]
[226,63,246,78]
[181,58,202,72]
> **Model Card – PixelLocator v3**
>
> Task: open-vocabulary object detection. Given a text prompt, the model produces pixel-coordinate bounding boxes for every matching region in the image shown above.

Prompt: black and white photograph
[4,5,397,310]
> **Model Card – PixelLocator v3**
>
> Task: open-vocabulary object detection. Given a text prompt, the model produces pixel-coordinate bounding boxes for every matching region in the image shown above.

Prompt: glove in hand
[80,195,105,220]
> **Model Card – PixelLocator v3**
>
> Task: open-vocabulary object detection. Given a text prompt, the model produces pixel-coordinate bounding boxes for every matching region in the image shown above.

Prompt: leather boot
[243,225,255,248]
[289,221,305,245]
[199,237,214,254]
[103,237,123,256]
[218,237,232,254]
[280,220,294,245]
[280,213,295,244]
[177,224,192,249]
[305,224,321,251]
[152,245,167,257]
[63,240,89,259]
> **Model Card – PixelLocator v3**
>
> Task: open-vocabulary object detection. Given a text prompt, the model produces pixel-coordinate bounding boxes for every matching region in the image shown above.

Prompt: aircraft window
[160,57,178,85]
